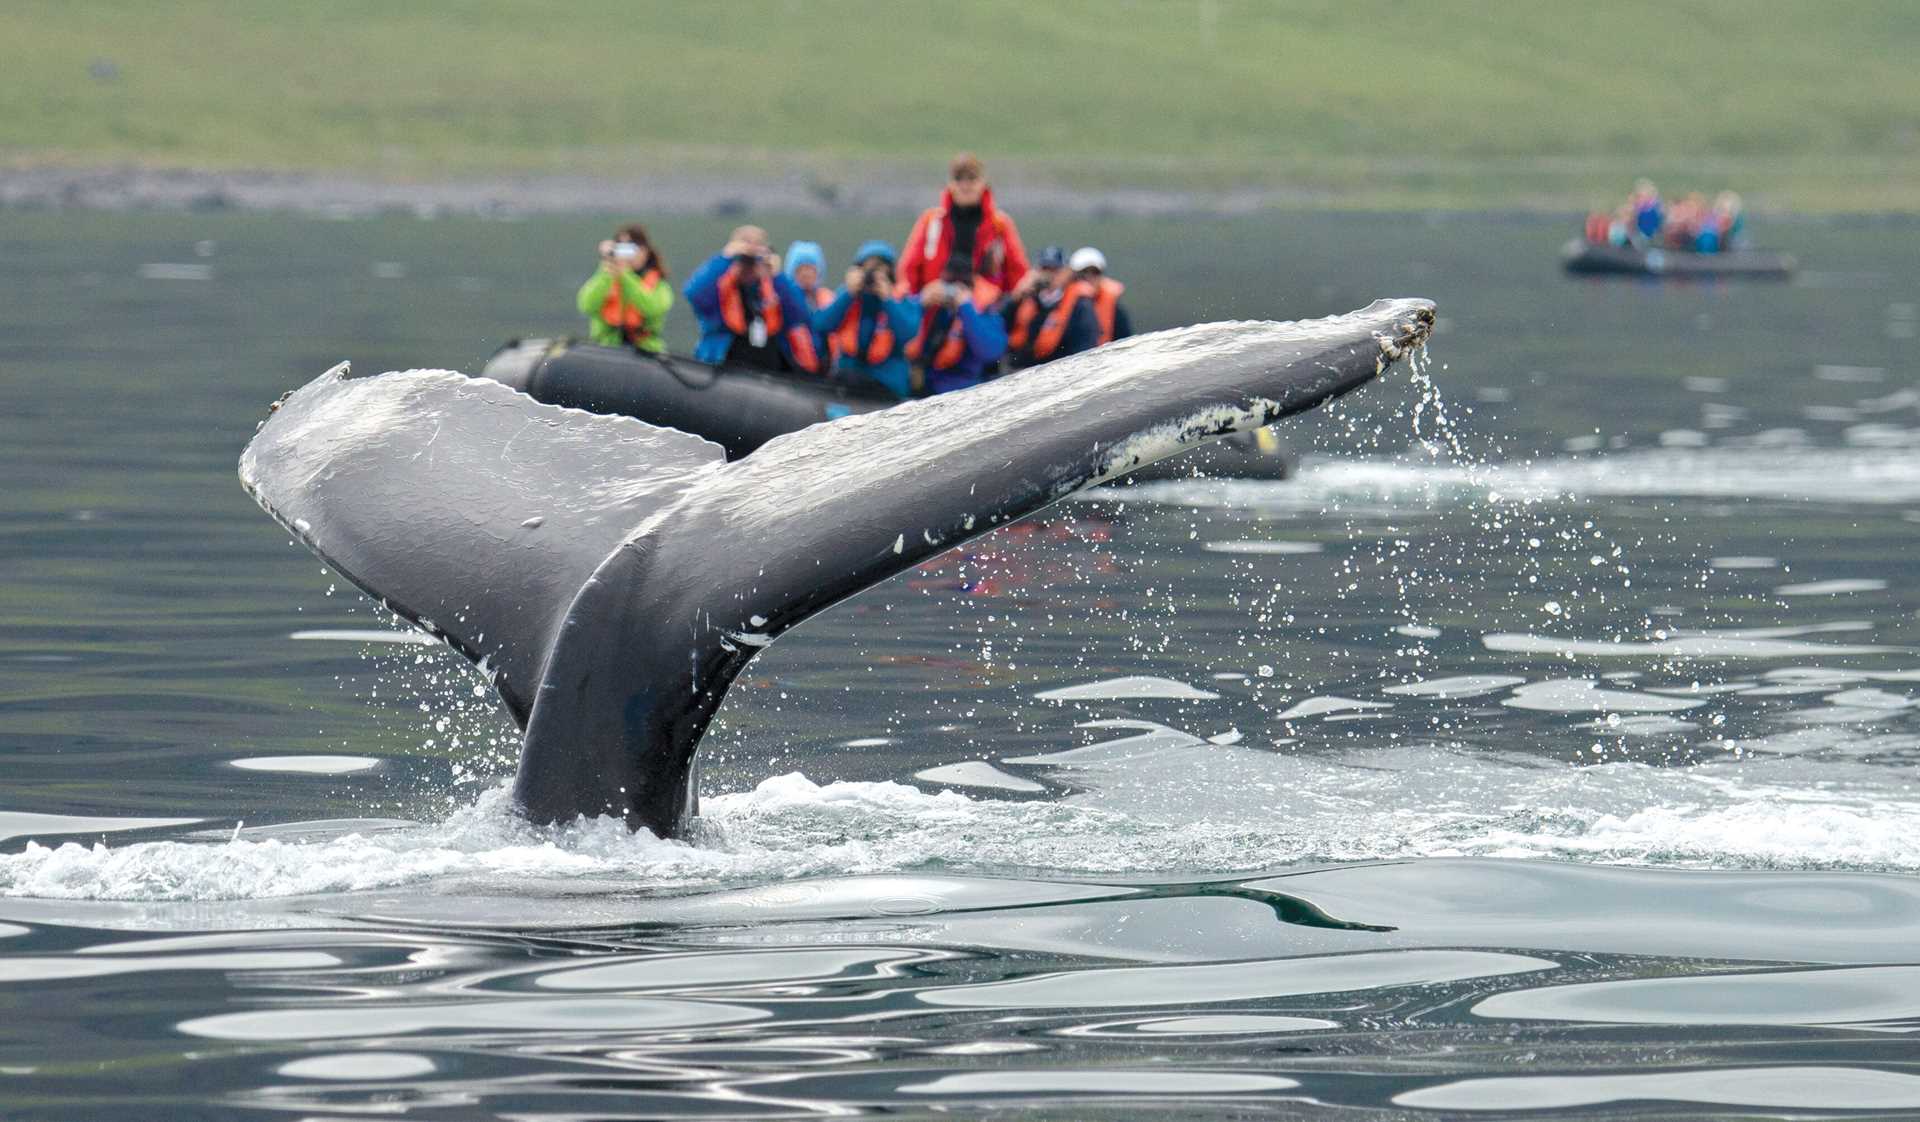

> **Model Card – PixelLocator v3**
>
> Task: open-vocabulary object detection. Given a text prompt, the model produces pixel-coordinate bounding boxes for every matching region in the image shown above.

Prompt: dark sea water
[4,208,1920,1118]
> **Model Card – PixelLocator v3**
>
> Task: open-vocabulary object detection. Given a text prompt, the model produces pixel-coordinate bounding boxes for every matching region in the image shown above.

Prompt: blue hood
[783,240,826,281]
[852,239,897,266]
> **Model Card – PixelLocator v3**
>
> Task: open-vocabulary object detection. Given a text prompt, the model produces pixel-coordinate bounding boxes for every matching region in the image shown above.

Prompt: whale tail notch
[242,299,1435,836]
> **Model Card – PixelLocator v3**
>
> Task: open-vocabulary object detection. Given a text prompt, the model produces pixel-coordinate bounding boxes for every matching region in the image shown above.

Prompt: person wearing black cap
[1002,244,1099,369]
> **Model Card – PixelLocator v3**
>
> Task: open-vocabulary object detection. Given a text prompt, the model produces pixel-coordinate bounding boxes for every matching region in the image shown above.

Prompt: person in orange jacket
[897,152,1030,296]
[1068,246,1133,345]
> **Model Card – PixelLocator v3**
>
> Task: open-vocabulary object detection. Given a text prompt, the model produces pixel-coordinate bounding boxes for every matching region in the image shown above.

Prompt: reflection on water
[5,210,1920,1115]
[8,861,1920,1115]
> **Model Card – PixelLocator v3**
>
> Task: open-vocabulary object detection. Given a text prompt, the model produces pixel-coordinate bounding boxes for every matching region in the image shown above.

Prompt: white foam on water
[914,761,1045,793]
[1503,680,1705,714]
[1775,579,1889,596]
[289,628,438,645]
[1384,675,1526,699]
[13,730,1920,903]
[1482,631,1895,659]
[1710,556,1779,570]
[1034,675,1220,702]
[1587,715,1698,736]
[1273,696,1392,720]
[898,1071,1300,1096]
[280,1052,436,1080]
[1398,1068,1920,1112]
[229,756,380,775]
[1201,540,1324,555]
[0,812,202,844]
[1118,446,1920,508]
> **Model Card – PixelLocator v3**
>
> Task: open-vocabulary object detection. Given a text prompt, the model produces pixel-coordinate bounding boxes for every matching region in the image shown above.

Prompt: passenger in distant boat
[1663,191,1709,251]
[686,225,824,375]
[898,152,1031,296]
[1583,205,1634,247]
[784,241,834,310]
[909,257,1008,395]
[814,239,921,397]
[575,224,674,353]
[1695,191,1745,254]
[784,240,836,363]
[1004,245,1099,368]
[1068,246,1133,346]
[1629,179,1664,244]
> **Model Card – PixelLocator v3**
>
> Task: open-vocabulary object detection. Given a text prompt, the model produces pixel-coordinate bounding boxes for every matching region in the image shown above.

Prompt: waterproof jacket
[1004,282,1099,368]
[813,287,922,398]
[576,265,674,353]
[1088,277,1134,345]
[685,253,819,369]
[898,186,1031,295]
[799,284,837,365]
[910,281,1009,394]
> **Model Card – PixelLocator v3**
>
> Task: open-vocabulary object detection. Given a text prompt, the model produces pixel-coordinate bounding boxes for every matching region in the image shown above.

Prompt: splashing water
[17,341,1920,902]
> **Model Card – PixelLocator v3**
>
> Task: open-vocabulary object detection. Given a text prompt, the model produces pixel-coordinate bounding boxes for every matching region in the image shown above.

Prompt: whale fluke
[241,298,1435,836]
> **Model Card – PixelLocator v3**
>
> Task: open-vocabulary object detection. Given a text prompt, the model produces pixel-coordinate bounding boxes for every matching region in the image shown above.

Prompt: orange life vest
[903,186,1024,294]
[1011,280,1091,361]
[598,268,664,346]
[718,268,783,336]
[906,312,968,370]
[906,279,1002,370]
[719,268,822,374]
[808,286,838,363]
[830,298,897,366]
[1089,277,1125,346]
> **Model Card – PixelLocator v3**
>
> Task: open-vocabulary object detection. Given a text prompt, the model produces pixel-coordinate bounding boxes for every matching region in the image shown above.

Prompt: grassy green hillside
[7,0,1919,209]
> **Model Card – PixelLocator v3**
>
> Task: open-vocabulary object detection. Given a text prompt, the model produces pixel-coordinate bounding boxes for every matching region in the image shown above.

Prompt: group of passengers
[574,153,1132,399]
[1584,179,1747,254]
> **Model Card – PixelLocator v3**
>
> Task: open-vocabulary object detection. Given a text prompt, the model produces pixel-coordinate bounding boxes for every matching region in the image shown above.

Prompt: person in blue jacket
[908,257,1009,394]
[684,225,825,374]
[783,240,835,365]
[813,239,921,397]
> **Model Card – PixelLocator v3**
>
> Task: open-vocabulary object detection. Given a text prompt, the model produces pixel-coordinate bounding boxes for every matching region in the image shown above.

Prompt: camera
[733,249,765,269]
[613,241,641,261]
[861,264,887,293]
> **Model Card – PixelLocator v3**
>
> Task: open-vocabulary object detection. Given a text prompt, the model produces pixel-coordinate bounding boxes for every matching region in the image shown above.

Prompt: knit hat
[783,240,826,280]
[852,239,897,265]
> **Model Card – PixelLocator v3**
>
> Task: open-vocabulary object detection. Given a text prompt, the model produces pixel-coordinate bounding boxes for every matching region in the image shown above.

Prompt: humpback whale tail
[240,299,1434,837]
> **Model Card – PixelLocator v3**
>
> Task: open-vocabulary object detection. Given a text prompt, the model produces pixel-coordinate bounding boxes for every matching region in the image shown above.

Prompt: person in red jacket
[897,152,1030,296]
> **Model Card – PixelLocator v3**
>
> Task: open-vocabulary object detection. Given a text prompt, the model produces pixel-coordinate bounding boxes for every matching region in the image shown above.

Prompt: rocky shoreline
[0,164,1338,219]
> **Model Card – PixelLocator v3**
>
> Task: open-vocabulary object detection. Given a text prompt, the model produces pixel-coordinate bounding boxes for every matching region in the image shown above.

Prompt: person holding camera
[906,257,1008,395]
[686,225,824,374]
[575,224,674,354]
[812,239,921,398]
[1004,245,1099,369]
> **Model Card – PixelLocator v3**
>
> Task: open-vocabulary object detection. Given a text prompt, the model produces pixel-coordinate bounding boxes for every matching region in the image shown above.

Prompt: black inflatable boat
[1561,238,1796,279]
[477,338,1297,481]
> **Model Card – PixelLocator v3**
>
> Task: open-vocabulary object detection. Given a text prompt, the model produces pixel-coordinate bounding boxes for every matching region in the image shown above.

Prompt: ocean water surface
[3,210,1920,1117]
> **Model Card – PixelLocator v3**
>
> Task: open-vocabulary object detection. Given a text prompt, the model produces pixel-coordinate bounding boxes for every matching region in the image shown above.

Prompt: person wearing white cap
[1068,246,1132,346]
[1003,244,1100,369]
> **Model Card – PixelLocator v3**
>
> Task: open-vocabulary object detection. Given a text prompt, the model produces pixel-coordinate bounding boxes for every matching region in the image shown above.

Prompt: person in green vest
[575,223,674,354]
